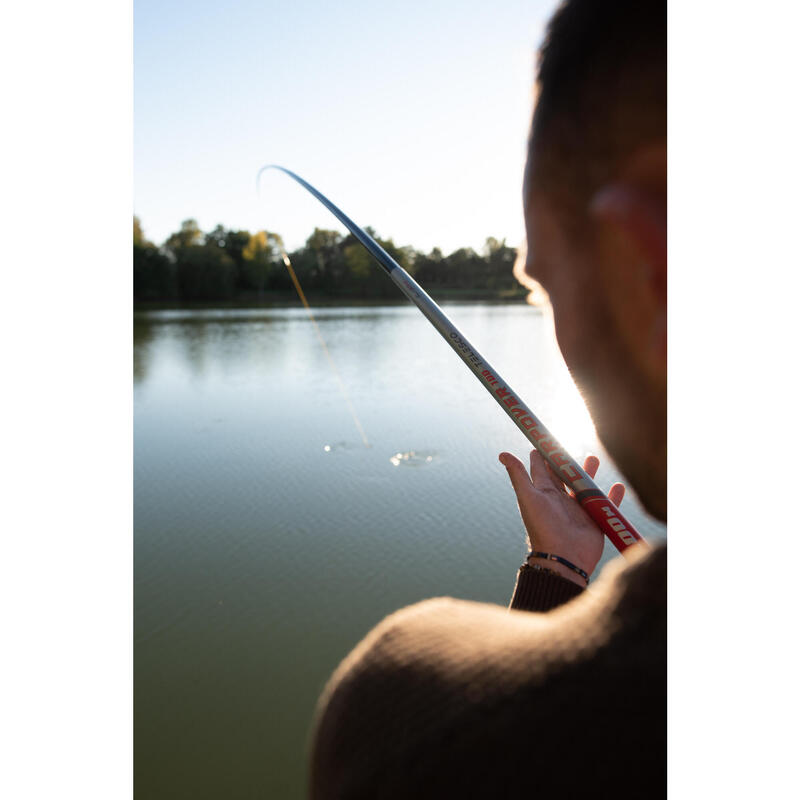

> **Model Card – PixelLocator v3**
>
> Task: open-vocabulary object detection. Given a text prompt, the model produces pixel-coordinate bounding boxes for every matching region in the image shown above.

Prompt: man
[310,0,666,797]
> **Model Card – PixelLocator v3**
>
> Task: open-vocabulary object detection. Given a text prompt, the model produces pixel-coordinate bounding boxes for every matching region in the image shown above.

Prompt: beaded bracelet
[527,551,589,582]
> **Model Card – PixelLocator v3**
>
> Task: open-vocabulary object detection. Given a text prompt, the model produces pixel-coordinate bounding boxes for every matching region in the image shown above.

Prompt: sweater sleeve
[509,563,584,611]
[310,543,666,800]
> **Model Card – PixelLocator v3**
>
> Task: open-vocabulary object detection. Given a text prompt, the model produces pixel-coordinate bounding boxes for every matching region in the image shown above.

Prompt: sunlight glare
[539,308,599,460]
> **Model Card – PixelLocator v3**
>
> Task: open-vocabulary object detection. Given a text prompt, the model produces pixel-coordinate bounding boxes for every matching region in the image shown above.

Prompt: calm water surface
[134,303,666,798]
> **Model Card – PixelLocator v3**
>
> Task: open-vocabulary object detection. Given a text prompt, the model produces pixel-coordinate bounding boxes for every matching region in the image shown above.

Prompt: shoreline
[134,288,533,312]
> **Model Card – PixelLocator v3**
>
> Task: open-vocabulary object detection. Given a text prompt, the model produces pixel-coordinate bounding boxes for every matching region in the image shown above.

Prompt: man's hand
[498,450,625,586]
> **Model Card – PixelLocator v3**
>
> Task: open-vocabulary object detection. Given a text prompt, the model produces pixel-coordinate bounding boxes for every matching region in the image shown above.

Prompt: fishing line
[279,247,370,448]
[257,165,645,553]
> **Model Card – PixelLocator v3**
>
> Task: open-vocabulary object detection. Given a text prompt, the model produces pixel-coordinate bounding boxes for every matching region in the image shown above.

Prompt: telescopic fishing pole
[257,165,645,554]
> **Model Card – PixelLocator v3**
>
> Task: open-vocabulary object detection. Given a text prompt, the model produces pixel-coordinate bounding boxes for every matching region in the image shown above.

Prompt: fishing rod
[257,165,645,554]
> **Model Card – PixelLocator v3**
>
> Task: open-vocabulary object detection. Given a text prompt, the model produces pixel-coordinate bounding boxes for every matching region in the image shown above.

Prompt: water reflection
[133,317,156,384]
[389,450,437,466]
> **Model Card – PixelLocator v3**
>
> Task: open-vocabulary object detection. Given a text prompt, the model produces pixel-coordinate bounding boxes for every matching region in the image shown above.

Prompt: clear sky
[134,0,559,253]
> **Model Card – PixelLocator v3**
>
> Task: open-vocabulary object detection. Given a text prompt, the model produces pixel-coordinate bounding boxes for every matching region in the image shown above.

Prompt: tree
[133,216,176,300]
[442,247,482,286]
[160,219,239,301]
[306,228,347,291]
[483,237,518,290]
[134,215,146,246]
[341,241,375,297]
[413,247,445,286]
[307,228,343,270]
[133,217,522,303]
[241,230,283,295]
[280,246,317,292]
[164,219,203,256]
[175,245,237,301]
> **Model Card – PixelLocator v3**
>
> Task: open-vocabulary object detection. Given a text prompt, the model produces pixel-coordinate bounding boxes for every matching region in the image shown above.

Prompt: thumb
[498,451,533,498]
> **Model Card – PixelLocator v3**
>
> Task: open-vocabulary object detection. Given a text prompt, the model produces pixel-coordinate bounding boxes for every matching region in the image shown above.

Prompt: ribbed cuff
[509,564,585,612]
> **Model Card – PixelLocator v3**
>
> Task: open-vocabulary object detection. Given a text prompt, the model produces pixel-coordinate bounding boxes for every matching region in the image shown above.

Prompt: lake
[134,302,666,798]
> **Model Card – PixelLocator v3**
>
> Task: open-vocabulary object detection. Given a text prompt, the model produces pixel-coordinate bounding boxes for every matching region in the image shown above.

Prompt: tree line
[134,217,526,303]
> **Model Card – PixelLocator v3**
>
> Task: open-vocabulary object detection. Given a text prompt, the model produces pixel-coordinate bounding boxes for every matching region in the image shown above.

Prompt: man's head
[523,0,667,519]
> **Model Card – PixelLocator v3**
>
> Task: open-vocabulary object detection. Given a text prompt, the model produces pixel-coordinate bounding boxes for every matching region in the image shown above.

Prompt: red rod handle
[580,495,646,553]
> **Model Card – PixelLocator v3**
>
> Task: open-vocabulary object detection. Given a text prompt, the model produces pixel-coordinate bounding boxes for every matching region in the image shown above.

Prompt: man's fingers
[583,454,625,506]
[545,462,568,492]
[529,449,562,491]
[609,482,625,506]
[583,455,600,479]
[503,450,626,511]
[498,452,534,497]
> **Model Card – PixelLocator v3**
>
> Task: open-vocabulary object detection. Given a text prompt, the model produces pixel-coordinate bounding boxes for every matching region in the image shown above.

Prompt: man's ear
[589,182,667,305]
[589,145,667,364]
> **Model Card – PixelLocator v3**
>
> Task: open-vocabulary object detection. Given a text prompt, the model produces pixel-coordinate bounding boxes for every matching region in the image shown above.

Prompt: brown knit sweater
[310,541,666,799]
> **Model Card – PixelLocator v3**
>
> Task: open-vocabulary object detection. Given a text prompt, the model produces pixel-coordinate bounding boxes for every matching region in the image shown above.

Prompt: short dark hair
[529,0,666,228]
